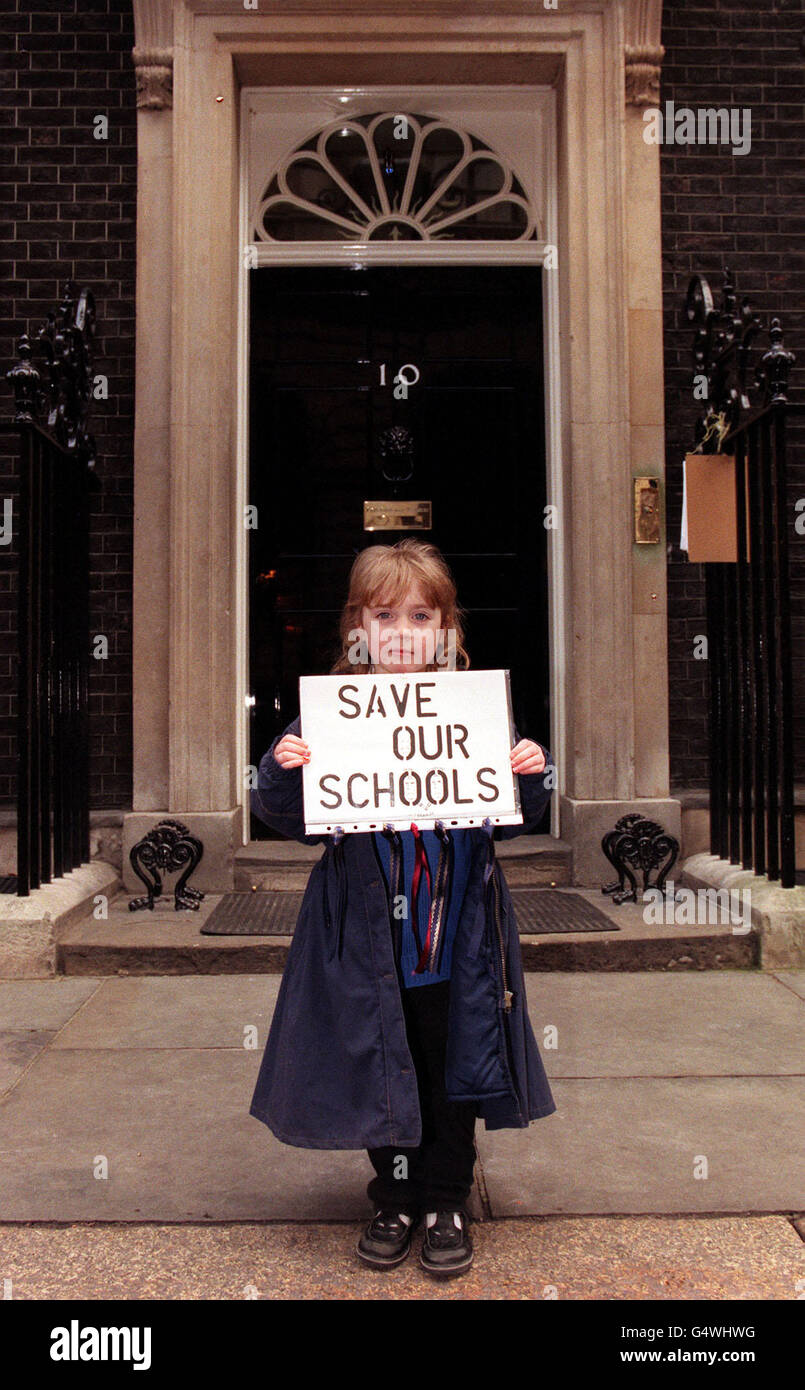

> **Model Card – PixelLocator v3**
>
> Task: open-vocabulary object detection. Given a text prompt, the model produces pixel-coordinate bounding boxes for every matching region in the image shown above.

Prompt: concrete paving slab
[0,1044,483,1222]
[0,978,101,1094]
[773,970,805,1001]
[45,971,804,1073]
[476,1076,805,1214]
[0,1033,59,1098]
[0,1046,376,1221]
[0,978,100,1030]
[1,971,802,1224]
[522,971,805,1075]
[0,1215,802,1300]
[47,976,280,1049]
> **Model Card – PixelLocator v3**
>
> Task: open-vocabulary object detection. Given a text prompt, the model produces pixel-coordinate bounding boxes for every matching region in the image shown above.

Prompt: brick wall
[0,0,136,810]
[659,0,805,787]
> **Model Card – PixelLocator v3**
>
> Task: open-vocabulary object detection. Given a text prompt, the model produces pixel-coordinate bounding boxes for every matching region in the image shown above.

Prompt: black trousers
[366,979,478,1216]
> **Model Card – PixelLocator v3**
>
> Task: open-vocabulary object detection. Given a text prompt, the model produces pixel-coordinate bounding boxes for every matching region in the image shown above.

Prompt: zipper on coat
[489,866,513,1011]
[322,828,348,959]
[482,823,513,1013]
[483,846,521,1114]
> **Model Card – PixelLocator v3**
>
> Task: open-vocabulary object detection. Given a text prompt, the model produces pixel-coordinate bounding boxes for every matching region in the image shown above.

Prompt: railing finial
[5,280,97,471]
[755,318,796,406]
[6,334,42,422]
[685,267,797,446]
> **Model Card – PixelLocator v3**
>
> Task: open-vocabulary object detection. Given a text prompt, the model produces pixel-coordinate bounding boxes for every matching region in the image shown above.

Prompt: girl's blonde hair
[328,538,471,675]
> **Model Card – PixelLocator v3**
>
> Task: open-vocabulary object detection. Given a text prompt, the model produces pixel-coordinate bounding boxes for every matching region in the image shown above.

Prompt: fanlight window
[252,111,538,243]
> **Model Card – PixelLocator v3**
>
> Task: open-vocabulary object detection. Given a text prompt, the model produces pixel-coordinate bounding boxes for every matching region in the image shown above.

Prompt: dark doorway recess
[248,265,549,836]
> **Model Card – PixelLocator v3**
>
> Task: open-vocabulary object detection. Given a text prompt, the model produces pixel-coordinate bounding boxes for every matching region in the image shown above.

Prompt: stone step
[55,880,758,976]
[234,834,572,890]
[55,932,758,977]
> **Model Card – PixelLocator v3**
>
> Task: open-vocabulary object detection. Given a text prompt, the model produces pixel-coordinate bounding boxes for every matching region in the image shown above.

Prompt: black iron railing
[2,283,99,895]
[686,269,800,888]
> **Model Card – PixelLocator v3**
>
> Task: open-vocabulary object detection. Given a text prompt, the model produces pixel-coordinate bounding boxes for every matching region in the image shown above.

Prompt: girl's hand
[510,739,546,776]
[273,734,311,768]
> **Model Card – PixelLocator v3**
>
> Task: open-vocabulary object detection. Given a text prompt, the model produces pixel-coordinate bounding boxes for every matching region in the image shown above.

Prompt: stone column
[557,0,682,883]
[123,1,176,890]
[166,6,239,822]
[123,0,241,892]
[131,1,173,815]
[624,1,672,800]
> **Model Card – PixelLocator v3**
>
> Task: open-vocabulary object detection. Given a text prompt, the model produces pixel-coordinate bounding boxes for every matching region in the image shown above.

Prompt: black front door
[248,264,549,834]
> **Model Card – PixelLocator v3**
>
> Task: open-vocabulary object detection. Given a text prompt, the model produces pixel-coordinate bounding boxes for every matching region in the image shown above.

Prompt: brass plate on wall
[634,477,660,543]
[364,500,432,531]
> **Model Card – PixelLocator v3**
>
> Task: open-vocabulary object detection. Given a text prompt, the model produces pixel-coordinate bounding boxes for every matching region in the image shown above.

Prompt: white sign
[298,669,522,834]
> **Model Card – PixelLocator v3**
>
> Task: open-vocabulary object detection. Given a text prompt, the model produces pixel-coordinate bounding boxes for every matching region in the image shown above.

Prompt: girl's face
[361,584,443,674]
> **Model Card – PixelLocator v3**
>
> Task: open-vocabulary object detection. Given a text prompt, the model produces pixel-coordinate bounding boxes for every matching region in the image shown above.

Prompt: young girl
[249,539,556,1278]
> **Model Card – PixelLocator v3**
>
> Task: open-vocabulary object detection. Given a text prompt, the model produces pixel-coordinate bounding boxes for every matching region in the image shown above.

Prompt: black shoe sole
[355,1236,413,1268]
[419,1248,474,1277]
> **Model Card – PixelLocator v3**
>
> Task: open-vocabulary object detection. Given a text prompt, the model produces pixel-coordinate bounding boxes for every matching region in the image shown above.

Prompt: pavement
[0,968,803,1300]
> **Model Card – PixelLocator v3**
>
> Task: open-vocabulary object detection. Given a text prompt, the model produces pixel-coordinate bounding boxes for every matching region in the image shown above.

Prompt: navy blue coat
[249,713,557,1149]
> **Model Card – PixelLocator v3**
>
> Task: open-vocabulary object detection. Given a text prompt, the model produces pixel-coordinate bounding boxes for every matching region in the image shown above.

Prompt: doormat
[508,889,619,933]
[201,893,305,935]
[200,889,619,935]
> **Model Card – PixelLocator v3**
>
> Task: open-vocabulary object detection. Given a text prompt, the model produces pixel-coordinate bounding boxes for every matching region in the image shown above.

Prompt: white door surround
[127,0,679,891]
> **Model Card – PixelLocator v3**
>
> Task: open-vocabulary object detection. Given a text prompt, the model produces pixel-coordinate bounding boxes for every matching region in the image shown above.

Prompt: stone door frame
[239,83,563,845]
[128,0,679,890]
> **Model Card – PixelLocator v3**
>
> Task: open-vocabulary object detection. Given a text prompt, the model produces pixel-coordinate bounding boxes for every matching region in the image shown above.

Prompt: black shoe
[419,1209,474,1277]
[356,1209,419,1268]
